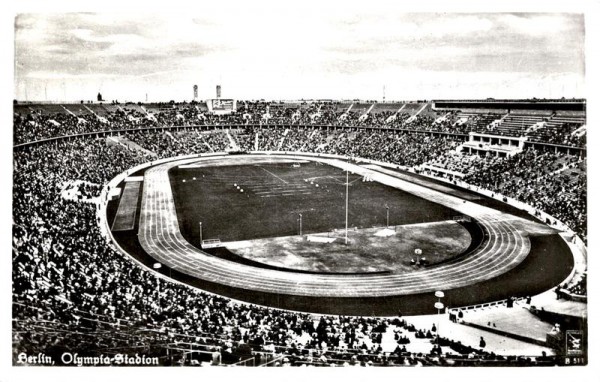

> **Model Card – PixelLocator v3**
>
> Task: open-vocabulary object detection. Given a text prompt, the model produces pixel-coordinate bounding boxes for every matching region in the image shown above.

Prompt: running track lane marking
[136,154,550,298]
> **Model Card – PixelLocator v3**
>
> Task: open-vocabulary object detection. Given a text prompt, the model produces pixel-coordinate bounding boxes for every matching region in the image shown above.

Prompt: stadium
[12,97,588,366]
[11,12,589,369]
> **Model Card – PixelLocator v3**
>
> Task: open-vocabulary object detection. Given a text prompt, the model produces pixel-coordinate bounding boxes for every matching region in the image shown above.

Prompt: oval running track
[137,154,557,298]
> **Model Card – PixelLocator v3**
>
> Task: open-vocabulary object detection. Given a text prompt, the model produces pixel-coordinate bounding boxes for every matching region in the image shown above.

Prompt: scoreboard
[207,99,236,115]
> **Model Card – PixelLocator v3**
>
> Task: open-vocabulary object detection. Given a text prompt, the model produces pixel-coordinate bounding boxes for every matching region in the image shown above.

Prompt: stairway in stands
[83,105,108,123]
[525,111,586,144]
[225,130,241,151]
[492,111,552,137]
[108,136,157,157]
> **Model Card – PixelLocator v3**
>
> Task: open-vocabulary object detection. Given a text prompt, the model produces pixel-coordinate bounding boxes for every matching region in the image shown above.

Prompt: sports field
[107,154,574,315]
[169,161,460,244]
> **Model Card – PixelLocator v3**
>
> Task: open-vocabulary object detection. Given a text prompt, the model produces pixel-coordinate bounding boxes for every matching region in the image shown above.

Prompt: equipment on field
[202,239,223,249]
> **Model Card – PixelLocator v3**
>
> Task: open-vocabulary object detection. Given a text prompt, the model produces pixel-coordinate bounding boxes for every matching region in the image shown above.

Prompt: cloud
[13,12,586,101]
[25,71,118,80]
[498,13,582,36]
[26,68,189,80]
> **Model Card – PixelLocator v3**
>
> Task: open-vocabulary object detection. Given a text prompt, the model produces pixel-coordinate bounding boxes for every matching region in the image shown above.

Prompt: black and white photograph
[4,0,598,378]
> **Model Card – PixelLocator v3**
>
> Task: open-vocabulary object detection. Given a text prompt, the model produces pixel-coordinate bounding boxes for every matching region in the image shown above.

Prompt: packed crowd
[528,123,586,147]
[8,136,439,365]
[564,273,587,297]
[13,128,575,366]
[121,130,231,158]
[419,147,587,243]
[420,152,505,178]
[14,101,586,148]
[13,99,587,366]
[459,149,587,242]
[242,126,462,168]
[14,111,109,144]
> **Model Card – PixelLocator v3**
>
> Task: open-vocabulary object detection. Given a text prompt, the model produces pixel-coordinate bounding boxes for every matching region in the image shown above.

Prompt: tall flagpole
[345,164,349,245]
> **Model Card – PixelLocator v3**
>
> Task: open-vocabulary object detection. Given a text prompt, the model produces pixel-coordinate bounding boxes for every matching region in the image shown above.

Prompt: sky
[14,10,586,102]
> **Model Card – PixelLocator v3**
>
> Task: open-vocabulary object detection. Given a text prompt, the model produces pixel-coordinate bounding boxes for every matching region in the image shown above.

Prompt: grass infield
[169,161,460,244]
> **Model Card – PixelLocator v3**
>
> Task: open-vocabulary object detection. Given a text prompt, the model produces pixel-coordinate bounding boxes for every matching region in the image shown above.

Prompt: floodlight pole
[437,303,440,346]
[434,291,445,350]
[345,163,349,245]
[386,205,389,228]
[199,222,203,247]
[153,263,162,304]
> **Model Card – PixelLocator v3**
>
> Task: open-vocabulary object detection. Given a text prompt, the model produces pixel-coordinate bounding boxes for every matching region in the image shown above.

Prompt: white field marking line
[259,166,289,184]
[255,192,302,196]
[258,191,301,196]
[246,186,287,190]
[254,188,312,195]
[315,175,362,185]
[250,186,314,191]
[250,184,312,189]
[259,192,315,198]
[252,185,314,190]
[260,193,314,198]
[326,175,347,185]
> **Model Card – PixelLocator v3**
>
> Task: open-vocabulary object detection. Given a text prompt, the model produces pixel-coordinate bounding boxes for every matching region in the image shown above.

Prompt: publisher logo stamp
[566,330,583,356]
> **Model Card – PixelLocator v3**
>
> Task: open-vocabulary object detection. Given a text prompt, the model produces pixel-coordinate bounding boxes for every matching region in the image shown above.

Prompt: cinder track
[138,154,552,298]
